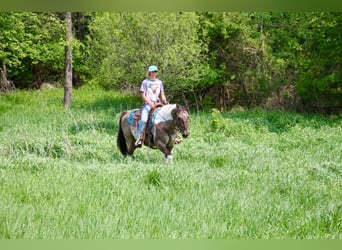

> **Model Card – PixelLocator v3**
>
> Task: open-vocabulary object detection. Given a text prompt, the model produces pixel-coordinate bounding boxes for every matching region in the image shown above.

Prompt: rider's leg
[135,104,150,146]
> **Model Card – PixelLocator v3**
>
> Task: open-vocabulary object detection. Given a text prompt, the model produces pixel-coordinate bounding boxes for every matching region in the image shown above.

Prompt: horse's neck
[154,104,177,124]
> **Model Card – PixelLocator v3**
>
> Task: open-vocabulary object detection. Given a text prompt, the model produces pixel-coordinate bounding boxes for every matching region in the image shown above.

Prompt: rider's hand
[149,102,155,109]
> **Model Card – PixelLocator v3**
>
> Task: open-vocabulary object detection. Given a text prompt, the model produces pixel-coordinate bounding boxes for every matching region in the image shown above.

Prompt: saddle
[128,104,164,147]
[128,103,163,126]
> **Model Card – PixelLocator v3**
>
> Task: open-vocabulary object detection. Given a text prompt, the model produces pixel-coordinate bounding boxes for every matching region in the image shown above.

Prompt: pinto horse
[117,104,189,162]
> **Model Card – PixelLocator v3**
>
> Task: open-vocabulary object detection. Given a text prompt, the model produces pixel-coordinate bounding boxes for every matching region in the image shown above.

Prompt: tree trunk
[219,85,224,112]
[75,12,86,41]
[0,61,8,92]
[0,61,14,92]
[64,12,73,107]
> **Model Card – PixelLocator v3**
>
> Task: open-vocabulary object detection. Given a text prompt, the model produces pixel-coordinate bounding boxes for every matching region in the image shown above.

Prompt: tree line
[0,12,341,114]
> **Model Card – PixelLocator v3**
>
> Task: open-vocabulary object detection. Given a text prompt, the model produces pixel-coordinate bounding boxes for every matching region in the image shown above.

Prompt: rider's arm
[160,91,168,105]
[141,91,155,107]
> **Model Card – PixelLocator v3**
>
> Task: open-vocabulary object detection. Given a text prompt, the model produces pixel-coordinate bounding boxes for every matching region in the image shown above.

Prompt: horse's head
[173,104,189,138]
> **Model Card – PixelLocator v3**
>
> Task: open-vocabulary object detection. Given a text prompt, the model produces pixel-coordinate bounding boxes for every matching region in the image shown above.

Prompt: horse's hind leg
[126,136,137,156]
[121,115,138,156]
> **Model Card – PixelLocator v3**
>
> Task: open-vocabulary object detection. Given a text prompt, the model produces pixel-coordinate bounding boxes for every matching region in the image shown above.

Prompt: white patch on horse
[166,155,173,163]
[154,104,177,124]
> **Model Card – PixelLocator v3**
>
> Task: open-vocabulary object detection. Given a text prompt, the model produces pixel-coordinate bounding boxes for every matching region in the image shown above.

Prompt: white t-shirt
[140,78,164,104]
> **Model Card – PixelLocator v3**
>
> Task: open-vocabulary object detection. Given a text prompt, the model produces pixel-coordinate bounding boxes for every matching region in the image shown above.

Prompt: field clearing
[0,87,341,239]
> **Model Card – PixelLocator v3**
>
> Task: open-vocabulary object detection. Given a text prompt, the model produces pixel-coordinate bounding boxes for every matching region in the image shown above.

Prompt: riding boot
[135,107,149,148]
[135,120,146,147]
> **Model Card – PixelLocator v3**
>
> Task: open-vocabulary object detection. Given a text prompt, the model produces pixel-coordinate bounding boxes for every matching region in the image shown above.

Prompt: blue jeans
[137,104,151,139]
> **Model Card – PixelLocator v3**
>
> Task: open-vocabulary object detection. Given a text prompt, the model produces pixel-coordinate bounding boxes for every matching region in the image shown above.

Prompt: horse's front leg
[155,138,173,163]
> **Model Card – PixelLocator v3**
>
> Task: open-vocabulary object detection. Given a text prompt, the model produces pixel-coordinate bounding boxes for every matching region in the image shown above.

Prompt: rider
[135,65,168,147]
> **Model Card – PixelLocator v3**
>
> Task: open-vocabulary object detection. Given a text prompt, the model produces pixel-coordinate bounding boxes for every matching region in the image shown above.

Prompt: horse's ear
[180,104,189,113]
[184,105,189,112]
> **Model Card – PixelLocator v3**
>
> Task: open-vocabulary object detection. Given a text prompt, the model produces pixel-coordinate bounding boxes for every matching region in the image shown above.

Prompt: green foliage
[0,88,341,238]
[145,169,162,187]
[85,12,207,93]
[256,12,342,113]
[0,13,65,85]
[197,12,286,110]
[210,108,255,139]
[1,12,341,113]
[210,108,222,131]
[208,155,227,169]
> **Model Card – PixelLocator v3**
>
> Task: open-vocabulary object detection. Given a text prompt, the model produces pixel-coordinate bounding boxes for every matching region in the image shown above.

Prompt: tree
[85,12,207,102]
[255,12,342,113]
[1,12,341,113]
[197,12,279,110]
[293,12,342,113]
[64,12,73,107]
[0,12,27,91]
[72,12,92,88]
[197,12,342,113]
[0,12,65,90]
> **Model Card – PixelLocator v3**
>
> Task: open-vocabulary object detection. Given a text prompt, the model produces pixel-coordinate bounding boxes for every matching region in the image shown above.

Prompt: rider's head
[147,65,158,78]
[148,65,158,72]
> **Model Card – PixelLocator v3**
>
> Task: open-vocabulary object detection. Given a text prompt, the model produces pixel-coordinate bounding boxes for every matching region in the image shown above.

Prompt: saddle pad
[127,108,162,129]
[127,109,140,125]
[149,107,161,129]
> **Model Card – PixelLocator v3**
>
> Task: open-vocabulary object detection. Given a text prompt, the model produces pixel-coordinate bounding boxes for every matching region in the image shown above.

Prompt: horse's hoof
[166,155,173,163]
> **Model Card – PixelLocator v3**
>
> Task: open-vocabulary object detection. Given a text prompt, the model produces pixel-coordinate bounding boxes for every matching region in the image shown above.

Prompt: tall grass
[0,87,341,239]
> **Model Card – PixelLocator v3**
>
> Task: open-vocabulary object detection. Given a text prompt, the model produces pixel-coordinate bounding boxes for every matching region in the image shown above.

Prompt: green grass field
[0,87,341,239]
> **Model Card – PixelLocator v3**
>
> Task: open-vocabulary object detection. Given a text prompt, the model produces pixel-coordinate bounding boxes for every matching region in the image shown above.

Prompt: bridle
[175,106,189,137]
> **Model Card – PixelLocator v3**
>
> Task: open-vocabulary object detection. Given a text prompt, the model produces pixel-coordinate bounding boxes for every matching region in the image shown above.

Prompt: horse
[117,104,189,162]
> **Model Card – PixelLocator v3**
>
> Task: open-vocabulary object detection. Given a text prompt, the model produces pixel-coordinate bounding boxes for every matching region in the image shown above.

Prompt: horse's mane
[160,104,177,113]
[153,104,177,124]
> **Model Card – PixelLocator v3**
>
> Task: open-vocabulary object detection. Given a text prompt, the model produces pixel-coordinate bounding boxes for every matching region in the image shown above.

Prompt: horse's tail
[117,111,128,156]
